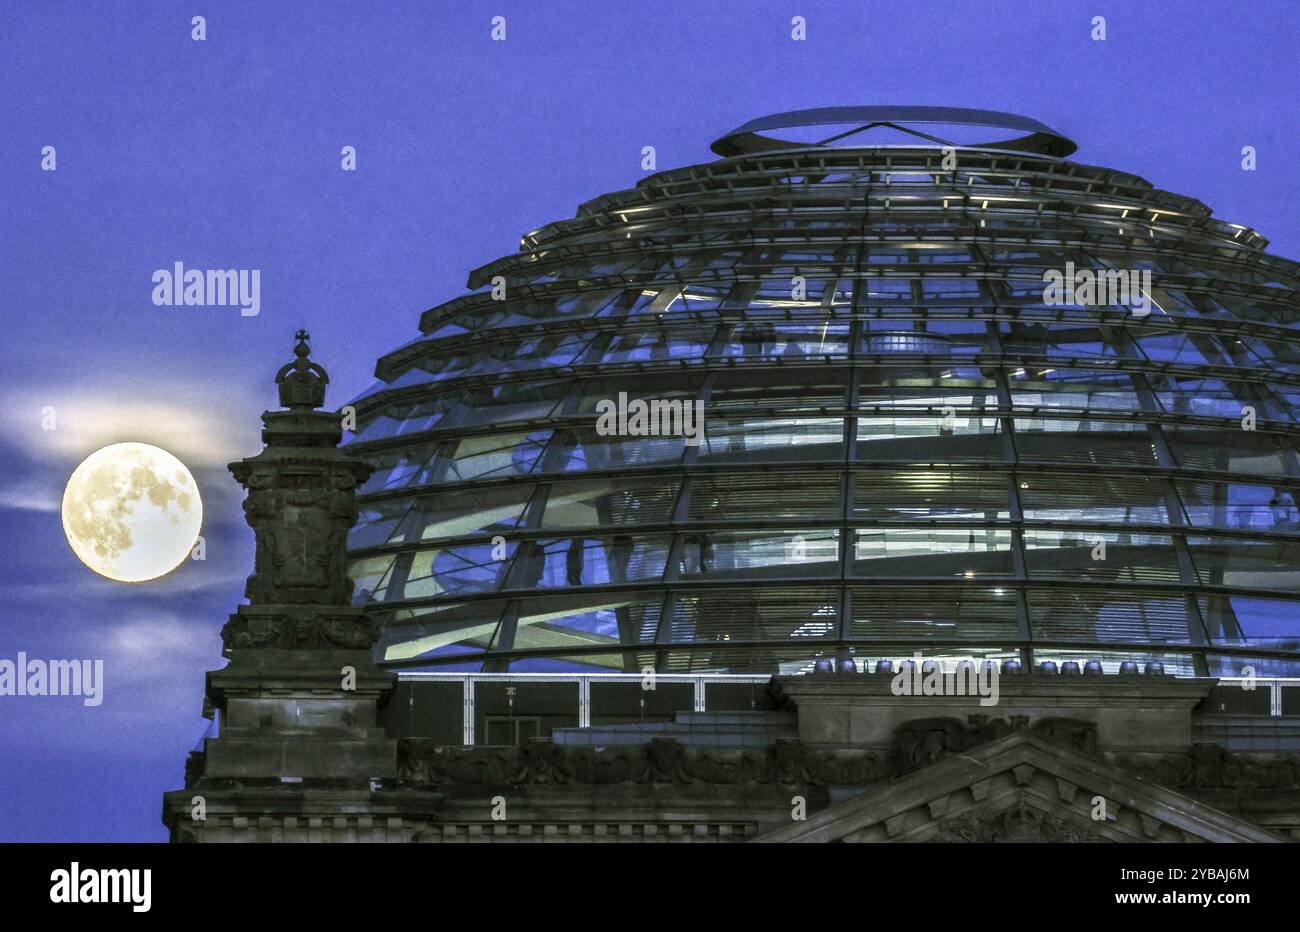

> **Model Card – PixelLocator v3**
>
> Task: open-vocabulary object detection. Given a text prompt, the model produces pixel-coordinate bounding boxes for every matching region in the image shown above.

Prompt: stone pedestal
[163,333,407,841]
[202,639,396,781]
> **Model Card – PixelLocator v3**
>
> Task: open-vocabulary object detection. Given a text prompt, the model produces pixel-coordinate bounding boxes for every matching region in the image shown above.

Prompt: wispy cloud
[0,610,222,753]
[0,478,62,513]
[104,611,223,680]
[1,378,263,472]
[8,568,249,603]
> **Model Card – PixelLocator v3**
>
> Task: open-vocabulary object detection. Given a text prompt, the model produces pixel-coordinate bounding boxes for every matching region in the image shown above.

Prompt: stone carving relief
[235,462,365,607]
[400,736,889,789]
[397,718,1300,804]
[930,803,1107,843]
[894,714,1098,774]
[220,609,382,651]
[1114,744,1300,791]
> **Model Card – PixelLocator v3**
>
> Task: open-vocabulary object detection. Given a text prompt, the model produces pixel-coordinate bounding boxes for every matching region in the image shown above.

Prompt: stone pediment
[754,730,1281,843]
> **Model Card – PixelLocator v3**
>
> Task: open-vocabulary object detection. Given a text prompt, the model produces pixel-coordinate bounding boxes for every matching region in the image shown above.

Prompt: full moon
[61,442,203,582]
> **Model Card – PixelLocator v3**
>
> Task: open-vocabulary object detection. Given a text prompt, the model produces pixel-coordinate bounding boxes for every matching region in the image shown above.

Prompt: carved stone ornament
[396,715,1107,790]
[930,803,1107,843]
[1113,744,1300,791]
[276,328,330,410]
[220,609,382,651]
[226,331,374,613]
[895,714,1098,774]
[397,737,890,789]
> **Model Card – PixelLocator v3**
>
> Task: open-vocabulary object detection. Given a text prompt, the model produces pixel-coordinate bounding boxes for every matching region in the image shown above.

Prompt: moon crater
[61,442,203,583]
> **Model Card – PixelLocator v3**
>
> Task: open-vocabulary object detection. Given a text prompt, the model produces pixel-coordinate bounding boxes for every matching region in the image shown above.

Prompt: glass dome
[345,109,1300,677]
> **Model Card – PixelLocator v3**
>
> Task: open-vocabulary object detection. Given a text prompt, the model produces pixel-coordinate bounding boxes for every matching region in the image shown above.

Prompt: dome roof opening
[711,106,1077,158]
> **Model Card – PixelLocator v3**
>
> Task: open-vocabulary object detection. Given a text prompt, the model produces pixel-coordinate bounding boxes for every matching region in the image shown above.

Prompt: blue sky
[1,0,1297,841]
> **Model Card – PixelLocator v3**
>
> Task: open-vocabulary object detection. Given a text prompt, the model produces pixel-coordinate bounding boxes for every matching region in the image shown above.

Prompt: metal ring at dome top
[710,106,1077,158]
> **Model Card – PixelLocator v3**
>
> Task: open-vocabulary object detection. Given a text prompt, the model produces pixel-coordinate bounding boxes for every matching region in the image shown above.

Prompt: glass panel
[440,431,552,483]
[1028,589,1193,644]
[458,332,592,378]
[1176,480,1300,533]
[1164,426,1299,477]
[858,414,1003,462]
[1019,474,1170,525]
[1149,374,1268,419]
[389,351,482,386]
[601,327,713,364]
[859,364,995,395]
[849,586,1019,640]
[457,379,569,427]
[376,600,510,664]
[356,441,441,494]
[513,592,664,665]
[852,470,1010,521]
[539,477,681,529]
[719,321,850,359]
[1132,331,1224,366]
[1187,536,1300,592]
[853,528,1012,577]
[1013,418,1156,466]
[1006,367,1143,412]
[350,498,415,550]
[543,426,686,472]
[677,529,840,580]
[507,535,671,588]
[1023,529,1182,583]
[349,554,395,604]
[862,326,990,355]
[1244,336,1300,373]
[696,417,845,464]
[998,321,1132,359]
[571,374,707,415]
[377,485,535,543]
[920,278,982,300]
[1199,595,1300,656]
[666,587,840,643]
[378,543,510,600]
[859,369,1000,411]
[353,393,463,442]
[1205,653,1300,677]
[710,369,847,412]
[690,472,842,522]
